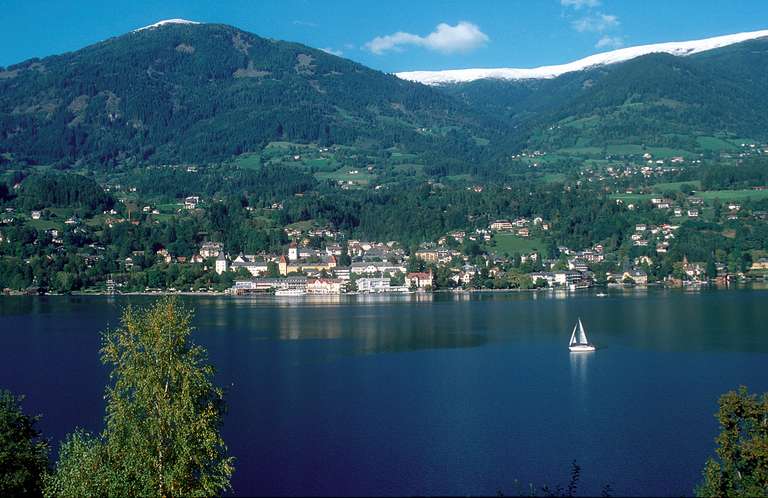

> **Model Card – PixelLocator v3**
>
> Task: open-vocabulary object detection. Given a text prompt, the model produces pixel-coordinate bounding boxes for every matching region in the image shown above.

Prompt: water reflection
[569,351,592,390]
[569,352,592,436]
[4,288,768,355]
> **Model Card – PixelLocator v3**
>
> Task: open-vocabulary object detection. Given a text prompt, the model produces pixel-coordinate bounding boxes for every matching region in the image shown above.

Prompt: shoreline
[3,281,767,298]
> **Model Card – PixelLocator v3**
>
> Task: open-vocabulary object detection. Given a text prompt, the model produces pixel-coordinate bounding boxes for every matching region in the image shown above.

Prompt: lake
[2,288,768,496]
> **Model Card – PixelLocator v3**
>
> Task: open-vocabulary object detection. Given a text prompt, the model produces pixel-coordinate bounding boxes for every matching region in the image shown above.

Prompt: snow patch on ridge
[396,29,768,85]
[134,19,201,32]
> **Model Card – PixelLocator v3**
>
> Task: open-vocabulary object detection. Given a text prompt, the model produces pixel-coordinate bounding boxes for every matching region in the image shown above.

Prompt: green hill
[0,22,504,171]
[2,23,768,175]
[441,39,768,154]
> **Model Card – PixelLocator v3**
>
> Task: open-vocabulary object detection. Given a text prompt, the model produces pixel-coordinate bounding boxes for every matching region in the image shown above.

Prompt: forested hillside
[0,23,507,171]
[442,38,768,152]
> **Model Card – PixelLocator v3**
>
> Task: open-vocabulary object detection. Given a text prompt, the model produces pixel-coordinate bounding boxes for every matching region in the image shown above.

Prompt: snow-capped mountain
[134,19,200,32]
[396,29,768,85]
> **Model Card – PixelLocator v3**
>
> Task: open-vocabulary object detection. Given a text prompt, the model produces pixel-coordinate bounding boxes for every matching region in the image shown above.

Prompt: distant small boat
[569,318,596,352]
[596,292,608,297]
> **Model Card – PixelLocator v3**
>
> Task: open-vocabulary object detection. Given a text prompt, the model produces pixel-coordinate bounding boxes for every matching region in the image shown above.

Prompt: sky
[2,0,768,71]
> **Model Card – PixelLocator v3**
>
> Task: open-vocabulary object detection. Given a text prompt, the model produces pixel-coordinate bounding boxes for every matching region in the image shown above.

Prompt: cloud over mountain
[572,13,620,33]
[364,21,489,55]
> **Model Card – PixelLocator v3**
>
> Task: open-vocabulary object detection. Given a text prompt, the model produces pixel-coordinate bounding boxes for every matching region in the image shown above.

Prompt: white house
[215,253,229,274]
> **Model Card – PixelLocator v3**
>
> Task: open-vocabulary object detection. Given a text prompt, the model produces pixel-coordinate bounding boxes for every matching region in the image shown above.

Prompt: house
[622,270,648,285]
[530,272,556,287]
[230,255,270,276]
[554,271,581,286]
[326,243,343,256]
[687,209,700,218]
[568,259,589,272]
[414,248,456,264]
[288,242,299,261]
[279,254,337,276]
[31,211,42,220]
[306,278,342,294]
[751,258,768,271]
[356,277,391,293]
[406,271,434,290]
[184,196,200,209]
[489,220,514,231]
[199,242,223,258]
[334,266,352,281]
[156,248,172,264]
[215,253,229,274]
[350,261,406,275]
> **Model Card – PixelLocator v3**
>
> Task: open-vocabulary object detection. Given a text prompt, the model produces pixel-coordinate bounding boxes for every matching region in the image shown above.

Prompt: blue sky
[2,0,767,71]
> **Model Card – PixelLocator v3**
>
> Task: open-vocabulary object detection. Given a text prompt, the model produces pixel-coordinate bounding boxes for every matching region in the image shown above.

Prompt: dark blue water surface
[2,289,768,496]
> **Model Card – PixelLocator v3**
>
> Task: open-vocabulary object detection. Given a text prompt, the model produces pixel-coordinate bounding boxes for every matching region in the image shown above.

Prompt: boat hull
[569,345,596,352]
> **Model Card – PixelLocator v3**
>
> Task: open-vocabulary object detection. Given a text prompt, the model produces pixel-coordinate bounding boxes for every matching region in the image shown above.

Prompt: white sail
[577,319,588,345]
[569,323,578,346]
[569,319,596,352]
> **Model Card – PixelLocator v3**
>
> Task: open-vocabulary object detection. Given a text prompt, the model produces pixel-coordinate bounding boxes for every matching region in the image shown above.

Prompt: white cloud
[320,47,343,56]
[595,35,624,49]
[572,13,619,33]
[364,21,489,55]
[561,0,601,8]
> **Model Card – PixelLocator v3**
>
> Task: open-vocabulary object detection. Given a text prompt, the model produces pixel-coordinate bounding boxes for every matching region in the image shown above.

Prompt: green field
[697,189,768,201]
[696,136,738,151]
[611,188,768,203]
[28,219,64,230]
[315,167,375,184]
[554,143,699,159]
[651,180,702,192]
[556,146,603,156]
[542,173,567,183]
[232,152,262,170]
[488,234,546,255]
[610,193,655,202]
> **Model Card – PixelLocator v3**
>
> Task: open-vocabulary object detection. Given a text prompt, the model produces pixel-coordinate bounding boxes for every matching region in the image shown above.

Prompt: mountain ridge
[396,29,768,85]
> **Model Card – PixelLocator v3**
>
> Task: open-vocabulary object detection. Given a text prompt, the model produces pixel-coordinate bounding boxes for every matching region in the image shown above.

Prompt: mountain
[0,20,503,169]
[396,29,768,85]
[438,36,768,152]
[3,22,768,173]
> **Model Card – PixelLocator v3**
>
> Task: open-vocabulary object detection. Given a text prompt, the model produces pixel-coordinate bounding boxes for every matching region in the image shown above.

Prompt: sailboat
[569,318,596,352]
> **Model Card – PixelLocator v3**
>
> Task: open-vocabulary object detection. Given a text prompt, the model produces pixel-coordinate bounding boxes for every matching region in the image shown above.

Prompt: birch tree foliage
[45,298,234,497]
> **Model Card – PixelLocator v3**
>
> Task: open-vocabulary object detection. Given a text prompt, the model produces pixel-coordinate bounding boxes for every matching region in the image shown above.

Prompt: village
[191,210,759,296]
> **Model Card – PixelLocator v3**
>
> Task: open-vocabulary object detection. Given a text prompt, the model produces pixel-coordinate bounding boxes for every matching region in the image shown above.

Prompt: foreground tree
[0,389,49,497]
[697,387,768,497]
[45,298,234,497]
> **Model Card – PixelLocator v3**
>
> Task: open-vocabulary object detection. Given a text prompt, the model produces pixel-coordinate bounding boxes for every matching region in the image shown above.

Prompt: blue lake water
[1,289,768,496]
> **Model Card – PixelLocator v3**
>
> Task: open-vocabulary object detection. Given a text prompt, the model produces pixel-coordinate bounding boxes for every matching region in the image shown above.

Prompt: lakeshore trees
[0,390,49,497]
[697,387,768,497]
[44,298,233,497]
